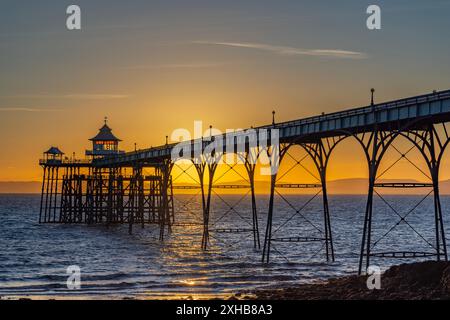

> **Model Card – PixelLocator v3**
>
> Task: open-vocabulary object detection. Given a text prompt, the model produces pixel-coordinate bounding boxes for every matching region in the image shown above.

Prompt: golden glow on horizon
[2,61,447,182]
[2,125,450,184]
[1,52,449,182]
[2,1,450,186]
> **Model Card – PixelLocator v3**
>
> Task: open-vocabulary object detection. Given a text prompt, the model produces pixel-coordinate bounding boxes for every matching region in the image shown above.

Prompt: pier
[39,89,450,274]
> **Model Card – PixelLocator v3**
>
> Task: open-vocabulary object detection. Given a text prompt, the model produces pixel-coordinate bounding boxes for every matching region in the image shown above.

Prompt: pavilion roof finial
[89,118,121,141]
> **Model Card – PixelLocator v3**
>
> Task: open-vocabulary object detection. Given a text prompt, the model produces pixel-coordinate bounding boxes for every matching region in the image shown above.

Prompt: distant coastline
[0,181,41,194]
[3,178,450,195]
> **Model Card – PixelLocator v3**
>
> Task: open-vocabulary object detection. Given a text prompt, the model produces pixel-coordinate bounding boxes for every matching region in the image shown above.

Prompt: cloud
[62,94,129,99]
[194,41,367,59]
[0,107,60,112]
[123,62,225,70]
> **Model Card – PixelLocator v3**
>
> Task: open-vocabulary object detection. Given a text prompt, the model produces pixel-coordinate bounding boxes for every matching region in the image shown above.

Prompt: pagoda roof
[44,146,64,155]
[89,123,121,142]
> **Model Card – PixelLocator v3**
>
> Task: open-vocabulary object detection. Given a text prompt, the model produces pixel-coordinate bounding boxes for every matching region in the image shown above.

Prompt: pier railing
[39,159,92,166]
[94,89,450,167]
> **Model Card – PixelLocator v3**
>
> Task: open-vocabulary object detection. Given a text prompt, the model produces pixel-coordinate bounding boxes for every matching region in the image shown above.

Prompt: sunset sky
[1,0,450,182]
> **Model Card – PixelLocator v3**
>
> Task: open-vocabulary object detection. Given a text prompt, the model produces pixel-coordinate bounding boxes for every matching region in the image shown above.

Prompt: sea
[0,193,448,299]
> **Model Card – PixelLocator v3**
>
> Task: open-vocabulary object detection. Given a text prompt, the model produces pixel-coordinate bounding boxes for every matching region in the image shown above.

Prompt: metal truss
[170,145,264,251]
[357,121,450,274]
[262,135,346,263]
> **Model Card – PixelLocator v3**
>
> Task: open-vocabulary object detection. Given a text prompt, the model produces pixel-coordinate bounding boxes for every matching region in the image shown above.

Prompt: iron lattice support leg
[159,161,174,241]
[169,178,175,225]
[248,166,260,250]
[75,172,83,223]
[117,175,124,223]
[161,177,168,236]
[128,167,141,235]
[358,171,375,274]
[358,129,380,275]
[320,170,334,262]
[39,166,47,223]
[53,167,59,223]
[204,164,217,250]
[43,167,53,223]
[241,150,261,250]
[262,172,276,263]
[107,171,114,226]
[59,169,67,223]
[138,174,144,229]
[431,168,446,261]
[48,167,54,223]
[194,160,218,251]
[428,126,448,261]
[85,168,95,225]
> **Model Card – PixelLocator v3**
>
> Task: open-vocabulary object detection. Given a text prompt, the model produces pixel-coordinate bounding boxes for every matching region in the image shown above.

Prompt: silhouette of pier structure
[39,89,450,274]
